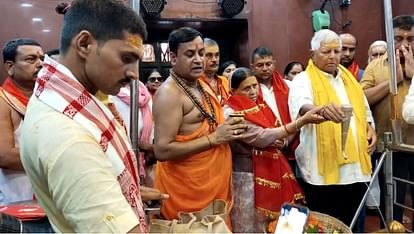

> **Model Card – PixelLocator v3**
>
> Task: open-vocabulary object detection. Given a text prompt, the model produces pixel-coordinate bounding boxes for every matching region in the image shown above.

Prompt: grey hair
[368,40,387,54]
[310,29,342,51]
[368,40,387,63]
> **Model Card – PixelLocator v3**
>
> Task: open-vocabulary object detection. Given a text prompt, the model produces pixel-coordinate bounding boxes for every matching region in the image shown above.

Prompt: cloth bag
[149,199,231,233]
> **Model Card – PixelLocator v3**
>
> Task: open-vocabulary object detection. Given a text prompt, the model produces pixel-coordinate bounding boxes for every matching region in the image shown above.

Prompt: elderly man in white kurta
[288,29,377,226]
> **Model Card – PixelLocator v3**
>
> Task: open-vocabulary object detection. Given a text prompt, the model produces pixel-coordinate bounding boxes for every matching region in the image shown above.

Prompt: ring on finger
[234,130,238,135]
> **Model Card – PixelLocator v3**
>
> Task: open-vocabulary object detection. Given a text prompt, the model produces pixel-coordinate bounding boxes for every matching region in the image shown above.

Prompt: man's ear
[74,30,95,59]
[4,61,14,76]
[310,50,315,60]
[170,52,177,66]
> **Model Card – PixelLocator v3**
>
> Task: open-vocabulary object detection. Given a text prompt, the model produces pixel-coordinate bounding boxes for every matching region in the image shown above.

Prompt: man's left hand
[366,123,377,155]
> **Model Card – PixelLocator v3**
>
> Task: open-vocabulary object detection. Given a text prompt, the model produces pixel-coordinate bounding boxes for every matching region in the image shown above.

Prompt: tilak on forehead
[320,39,341,49]
[126,35,143,49]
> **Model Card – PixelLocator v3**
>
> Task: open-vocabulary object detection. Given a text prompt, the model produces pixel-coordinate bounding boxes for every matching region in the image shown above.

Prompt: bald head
[339,33,357,67]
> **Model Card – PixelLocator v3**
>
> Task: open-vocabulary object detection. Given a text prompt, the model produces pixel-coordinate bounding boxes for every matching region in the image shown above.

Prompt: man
[200,38,230,105]
[145,68,163,97]
[153,27,246,224]
[360,15,414,228]
[0,38,43,204]
[250,47,298,171]
[339,33,364,81]
[289,29,377,225]
[19,0,162,232]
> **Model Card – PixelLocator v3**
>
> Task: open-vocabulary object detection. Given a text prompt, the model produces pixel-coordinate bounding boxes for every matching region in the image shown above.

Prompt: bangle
[295,119,300,131]
[206,135,212,148]
[284,124,294,134]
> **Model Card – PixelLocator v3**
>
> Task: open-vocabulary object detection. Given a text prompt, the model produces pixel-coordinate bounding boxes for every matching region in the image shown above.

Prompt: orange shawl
[200,74,230,105]
[155,79,232,225]
[0,77,29,115]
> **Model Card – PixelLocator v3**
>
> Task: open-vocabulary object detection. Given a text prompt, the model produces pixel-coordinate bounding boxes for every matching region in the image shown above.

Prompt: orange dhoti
[155,121,232,225]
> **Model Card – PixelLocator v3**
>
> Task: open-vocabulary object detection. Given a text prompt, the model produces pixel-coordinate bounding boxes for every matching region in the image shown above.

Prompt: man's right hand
[319,103,345,123]
[209,116,247,145]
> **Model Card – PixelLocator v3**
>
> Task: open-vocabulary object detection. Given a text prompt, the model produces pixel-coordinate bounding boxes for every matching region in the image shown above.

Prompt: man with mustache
[250,47,299,172]
[361,15,414,229]
[153,27,246,227]
[0,38,43,204]
[200,38,230,105]
[339,33,364,81]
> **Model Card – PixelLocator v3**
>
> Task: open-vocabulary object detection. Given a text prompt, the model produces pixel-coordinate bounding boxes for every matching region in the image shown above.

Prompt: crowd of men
[1,0,414,233]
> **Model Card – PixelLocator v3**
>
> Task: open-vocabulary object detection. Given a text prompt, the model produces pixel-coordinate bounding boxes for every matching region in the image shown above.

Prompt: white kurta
[288,70,374,185]
[259,79,291,122]
[402,75,414,124]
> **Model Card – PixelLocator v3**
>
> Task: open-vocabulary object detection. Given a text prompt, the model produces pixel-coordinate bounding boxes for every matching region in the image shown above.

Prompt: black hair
[230,67,255,89]
[56,0,147,55]
[168,27,202,54]
[145,68,163,81]
[218,60,237,75]
[393,15,414,31]
[2,38,41,63]
[283,61,305,77]
[251,46,273,63]
[46,49,60,57]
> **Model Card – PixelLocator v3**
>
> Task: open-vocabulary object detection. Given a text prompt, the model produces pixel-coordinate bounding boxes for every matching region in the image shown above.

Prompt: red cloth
[258,72,299,161]
[226,94,304,217]
[347,60,360,80]
[0,78,34,199]
[1,77,29,107]
[0,204,45,221]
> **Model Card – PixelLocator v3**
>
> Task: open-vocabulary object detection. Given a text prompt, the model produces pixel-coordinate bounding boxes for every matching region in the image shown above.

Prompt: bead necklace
[171,70,217,127]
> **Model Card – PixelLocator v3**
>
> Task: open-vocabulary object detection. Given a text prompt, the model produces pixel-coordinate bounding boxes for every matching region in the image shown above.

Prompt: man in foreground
[20,0,156,232]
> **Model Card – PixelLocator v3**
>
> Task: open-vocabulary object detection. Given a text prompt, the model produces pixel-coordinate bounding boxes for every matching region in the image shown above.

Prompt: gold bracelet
[284,124,294,134]
[295,119,300,131]
[206,135,212,148]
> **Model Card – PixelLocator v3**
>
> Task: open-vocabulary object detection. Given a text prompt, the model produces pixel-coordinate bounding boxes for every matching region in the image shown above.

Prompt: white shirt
[260,79,291,122]
[0,121,32,204]
[288,70,374,185]
[402,75,414,124]
[20,96,139,233]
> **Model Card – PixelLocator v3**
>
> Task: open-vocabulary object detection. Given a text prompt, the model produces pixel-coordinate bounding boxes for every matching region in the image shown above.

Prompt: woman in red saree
[224,68,325,232]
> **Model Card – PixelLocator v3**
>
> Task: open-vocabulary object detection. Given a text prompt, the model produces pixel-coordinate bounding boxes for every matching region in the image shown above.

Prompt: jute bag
[149,199,231,233]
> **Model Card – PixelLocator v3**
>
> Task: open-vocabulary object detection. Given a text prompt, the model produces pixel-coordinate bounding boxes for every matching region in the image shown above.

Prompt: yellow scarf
[306,59,371,184]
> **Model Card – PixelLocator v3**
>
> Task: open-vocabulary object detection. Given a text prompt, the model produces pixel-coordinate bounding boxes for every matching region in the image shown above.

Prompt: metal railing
[350,132,414,232]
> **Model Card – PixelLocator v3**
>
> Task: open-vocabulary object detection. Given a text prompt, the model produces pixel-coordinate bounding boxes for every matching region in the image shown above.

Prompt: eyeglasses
[148,77,163,83]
